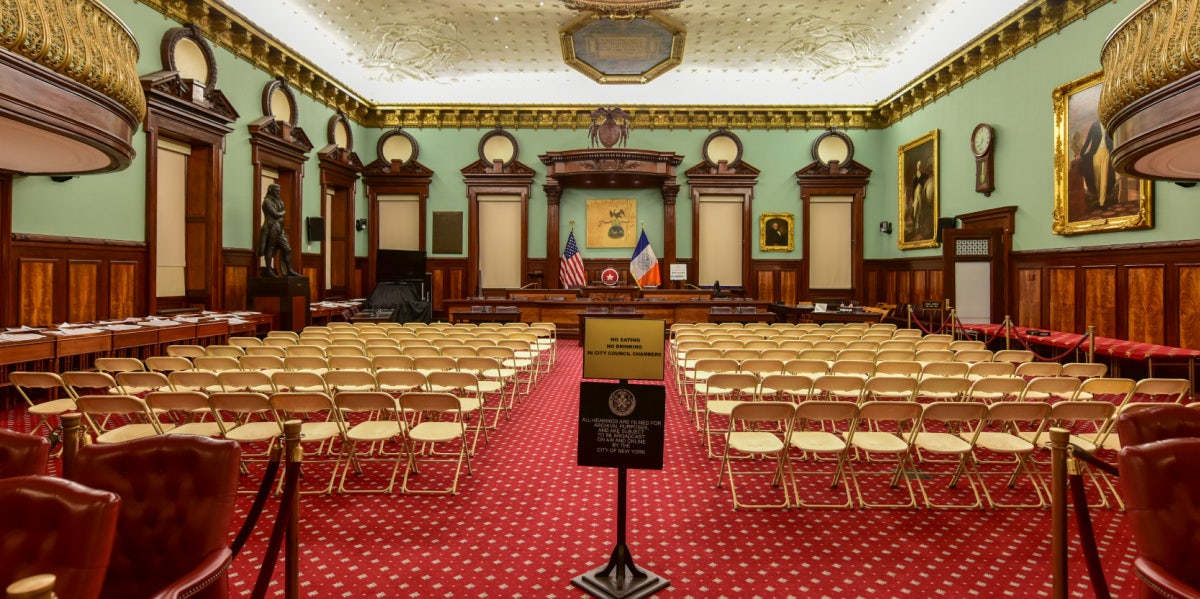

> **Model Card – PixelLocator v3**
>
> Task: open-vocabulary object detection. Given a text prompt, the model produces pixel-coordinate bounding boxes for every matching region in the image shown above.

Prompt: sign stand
[572,380,668,599]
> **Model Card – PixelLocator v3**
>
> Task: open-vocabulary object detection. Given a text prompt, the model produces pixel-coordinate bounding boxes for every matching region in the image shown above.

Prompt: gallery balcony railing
[1099,0,1200,181]
[0,0,144,173]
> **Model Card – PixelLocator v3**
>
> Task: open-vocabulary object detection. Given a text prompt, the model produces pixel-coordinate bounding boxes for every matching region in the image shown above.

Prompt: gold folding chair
[167,369,223,395]
[76,394,172,443]
[424,371,488,454]
[699,372,759,459]
[210,391,282,480]
[1018,376,1081,403]
[846,401,922,509]
[911,402,987,509]
[400,392,472,495]
[716,401,795,510]
[145,391,227,437]
[862,375,917,402]
[114,371,173,396]
[376,369,428,397]
[809,374,866,403]
[335,391,407,494]
[971,401,1050,509]
[9,371,76,440]
[271,370,328,394]
[1060,362,1108,380]
[757,374,813,403]
[788,401,858,508]
[913,376,970,403]
[325,369,378,394]
[993,349,1035,364]
[270,391,345,495]
[144,355,194,374]
[964,376,1026,404]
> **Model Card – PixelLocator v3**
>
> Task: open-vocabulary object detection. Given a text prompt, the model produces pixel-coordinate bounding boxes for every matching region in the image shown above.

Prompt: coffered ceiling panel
[217,0,1030,105]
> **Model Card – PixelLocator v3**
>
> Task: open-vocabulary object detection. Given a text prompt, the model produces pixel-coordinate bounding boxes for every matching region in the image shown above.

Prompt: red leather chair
[0,476,120,599]
[69,435,240,599]
[1119,438,1200,599]
[0,428,49,477]
[1117,404,1200,447]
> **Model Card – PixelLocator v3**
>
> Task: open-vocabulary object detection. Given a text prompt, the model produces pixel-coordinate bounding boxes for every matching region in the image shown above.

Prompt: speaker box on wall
[936,217,958,243]
[306,216,325,242]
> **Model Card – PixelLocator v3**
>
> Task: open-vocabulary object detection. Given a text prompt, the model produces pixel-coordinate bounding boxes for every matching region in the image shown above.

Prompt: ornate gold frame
[1052,71,1153,236]
[897,130,940,250]
[759,213,793,252]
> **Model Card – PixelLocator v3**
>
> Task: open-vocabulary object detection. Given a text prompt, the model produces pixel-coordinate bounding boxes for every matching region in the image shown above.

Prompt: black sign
[922,301,943,309]
[577,381,665,470]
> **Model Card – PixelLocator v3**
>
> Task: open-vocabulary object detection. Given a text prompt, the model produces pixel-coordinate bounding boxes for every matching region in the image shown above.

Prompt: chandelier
[559,0,684,18]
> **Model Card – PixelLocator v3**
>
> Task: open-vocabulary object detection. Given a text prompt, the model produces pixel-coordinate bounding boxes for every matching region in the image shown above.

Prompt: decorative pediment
[684,160,761,178]
[539,148,682,189]
[318,145,364,171]
[794,159,872,179]
[460,159,537,176]
[248,116,313,153]
[363,157,434,177]
[141,70,239,124]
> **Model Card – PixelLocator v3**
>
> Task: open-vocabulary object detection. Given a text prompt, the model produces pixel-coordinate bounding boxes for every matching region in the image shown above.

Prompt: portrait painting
[759,212,794,251]
[897,130,940,249]
[586,198,638,248]
[1052,70,1153,235]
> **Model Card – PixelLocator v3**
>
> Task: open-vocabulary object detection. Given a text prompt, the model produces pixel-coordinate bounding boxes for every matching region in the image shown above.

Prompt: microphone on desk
[519,282,538,289]
[685,283,703,290]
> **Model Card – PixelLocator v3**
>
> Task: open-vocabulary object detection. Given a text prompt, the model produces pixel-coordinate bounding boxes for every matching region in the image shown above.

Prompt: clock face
[972,124,992,156]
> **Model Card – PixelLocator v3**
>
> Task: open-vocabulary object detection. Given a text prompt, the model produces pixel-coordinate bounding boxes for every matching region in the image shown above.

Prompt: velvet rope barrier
[1067,444,1119,599]
[231,442,284,557]
[952,316,1008,345]
[251,421,302,599]
[908,305,951,335]
[1009,329,1090,362]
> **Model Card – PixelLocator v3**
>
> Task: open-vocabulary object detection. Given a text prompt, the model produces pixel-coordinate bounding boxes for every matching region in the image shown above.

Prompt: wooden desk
[450,310,523,324]
[577,311,645,340]
[707,310,776,324]
[110,327,160,358]
[352,309,396,323]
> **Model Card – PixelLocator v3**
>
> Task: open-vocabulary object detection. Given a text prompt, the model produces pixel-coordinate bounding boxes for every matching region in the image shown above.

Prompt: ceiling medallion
[559,0,684,19]
[560,11,685,84]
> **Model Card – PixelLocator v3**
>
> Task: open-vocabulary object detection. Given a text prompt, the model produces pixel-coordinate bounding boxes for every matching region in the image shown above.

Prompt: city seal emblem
[608,388,636,417]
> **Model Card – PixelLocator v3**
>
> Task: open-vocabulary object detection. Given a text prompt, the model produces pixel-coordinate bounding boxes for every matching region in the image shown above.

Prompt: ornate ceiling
[216,0,1029,105]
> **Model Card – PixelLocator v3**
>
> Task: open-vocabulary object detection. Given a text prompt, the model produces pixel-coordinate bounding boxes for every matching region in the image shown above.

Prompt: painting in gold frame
[897,130,939,250]
[759,212,794,251]
[1052,70,1153,235]
[586,198,638,248]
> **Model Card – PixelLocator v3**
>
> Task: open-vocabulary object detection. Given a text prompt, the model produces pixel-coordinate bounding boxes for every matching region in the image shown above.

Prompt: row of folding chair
[70,389,477,496]
[715,397,1154,510]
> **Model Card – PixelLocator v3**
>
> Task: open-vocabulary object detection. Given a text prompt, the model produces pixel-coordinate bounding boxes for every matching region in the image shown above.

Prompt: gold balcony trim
[1099,0,1200,127]
[141,0,1111,131]
[1,0,145,121]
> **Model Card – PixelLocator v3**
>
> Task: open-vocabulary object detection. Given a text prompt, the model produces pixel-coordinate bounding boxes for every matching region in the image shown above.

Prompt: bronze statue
[258,183,300,277]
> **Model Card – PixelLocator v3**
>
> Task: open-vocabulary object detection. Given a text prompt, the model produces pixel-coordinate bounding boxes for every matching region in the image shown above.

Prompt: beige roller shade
[478,194,522,289]
[808,195,852,289]
[155,140,189,297]
[377,194,420,251]
[698,194,743,286]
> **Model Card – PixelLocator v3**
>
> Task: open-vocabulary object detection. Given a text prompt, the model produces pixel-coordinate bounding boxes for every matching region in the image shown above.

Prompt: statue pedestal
[248,276,310,332]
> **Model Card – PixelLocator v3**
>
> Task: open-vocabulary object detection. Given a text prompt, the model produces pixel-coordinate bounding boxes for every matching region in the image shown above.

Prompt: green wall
[11,0,1189,266]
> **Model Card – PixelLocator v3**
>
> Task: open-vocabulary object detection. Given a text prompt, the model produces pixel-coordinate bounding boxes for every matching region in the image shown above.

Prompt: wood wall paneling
[68,261,100,323]
[18,259,55,326]
[109,261,138,319]
[222,249,253,311]
[1016,268,1042,328]
[1179,266,1200,349]
[1126,266,1164,345]
[1083,267,1116,338]
[1048,267,1076,333]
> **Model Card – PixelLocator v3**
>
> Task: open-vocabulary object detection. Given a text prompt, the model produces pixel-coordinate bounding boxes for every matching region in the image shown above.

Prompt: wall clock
[972,123,995,196]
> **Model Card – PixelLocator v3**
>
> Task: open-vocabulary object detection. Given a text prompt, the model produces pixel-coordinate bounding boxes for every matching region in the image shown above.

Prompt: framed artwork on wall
[432,211,463,254]
[586,198,638,248]
[1052,70,1153,235]
[759,212,793,251]
[897,130,940,250]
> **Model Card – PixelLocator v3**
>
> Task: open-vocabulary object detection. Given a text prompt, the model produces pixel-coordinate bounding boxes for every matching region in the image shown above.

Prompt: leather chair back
[0,428,49,478]
[1116,404,1200,447]
[1119,438,1200,599]
[70,435,240,599]
[0,476,120,599]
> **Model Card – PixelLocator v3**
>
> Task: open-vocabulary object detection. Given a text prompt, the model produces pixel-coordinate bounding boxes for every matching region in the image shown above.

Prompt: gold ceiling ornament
[1099,0,1200,127]
[136,0,1114,131]
[558,0,684,19]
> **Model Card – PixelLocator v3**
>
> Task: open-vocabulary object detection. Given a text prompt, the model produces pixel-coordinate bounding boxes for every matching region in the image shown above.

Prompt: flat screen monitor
[376,249,426,282]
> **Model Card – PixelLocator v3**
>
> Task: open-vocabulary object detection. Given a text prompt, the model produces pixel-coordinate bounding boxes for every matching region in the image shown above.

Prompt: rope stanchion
[1087,326,1096,363]
[251,420,302,599]
[953,316,1007,346]
[1067,443,1118,599]
[908,305,951,335]
[1008,329,1091,362]
[1049,428,1069,599]
[231,442,285,557]
[1004,316,1012,351]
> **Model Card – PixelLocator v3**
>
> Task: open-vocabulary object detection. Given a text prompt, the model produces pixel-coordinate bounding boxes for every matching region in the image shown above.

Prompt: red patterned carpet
[5,341,1139,598]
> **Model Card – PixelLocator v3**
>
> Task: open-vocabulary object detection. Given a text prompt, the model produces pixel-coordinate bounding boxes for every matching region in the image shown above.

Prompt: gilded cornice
[1098,0,1200,127]
[2,0,145,121]
[136,0,1115,131]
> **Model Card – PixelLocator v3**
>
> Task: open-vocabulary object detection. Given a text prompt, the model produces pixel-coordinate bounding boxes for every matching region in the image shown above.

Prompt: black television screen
[376,249,426,282]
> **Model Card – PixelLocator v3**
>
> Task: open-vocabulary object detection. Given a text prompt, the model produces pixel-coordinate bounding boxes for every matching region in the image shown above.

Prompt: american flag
[560,230,586,288]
